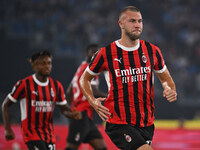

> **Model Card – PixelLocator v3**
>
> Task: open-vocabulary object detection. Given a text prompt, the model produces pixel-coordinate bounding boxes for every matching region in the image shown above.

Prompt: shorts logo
[75,132,80,141]
[124,134,132,142]
[34,146,39,150]
[146,140,152,146]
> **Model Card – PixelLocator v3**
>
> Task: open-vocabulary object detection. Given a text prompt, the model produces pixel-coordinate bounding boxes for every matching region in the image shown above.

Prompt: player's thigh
[105,123,147,150]
[67,111,89,145]
[66,142,79,150]
[84,119,106,149]
[137,144,153,150]
[88,138,107,150]
[138,124,154,146]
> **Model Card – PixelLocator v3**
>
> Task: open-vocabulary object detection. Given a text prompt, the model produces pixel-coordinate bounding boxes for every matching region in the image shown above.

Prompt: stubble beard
[125,30,141,41]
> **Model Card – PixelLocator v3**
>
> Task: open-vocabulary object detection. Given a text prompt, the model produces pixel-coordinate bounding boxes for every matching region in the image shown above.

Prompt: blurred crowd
[1,0,200,105]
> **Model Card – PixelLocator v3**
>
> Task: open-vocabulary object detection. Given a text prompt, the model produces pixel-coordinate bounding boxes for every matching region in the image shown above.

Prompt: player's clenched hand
[163,82,177,102]
[5,128,15,141]
[91,97,111,121]
[72,109,82,120]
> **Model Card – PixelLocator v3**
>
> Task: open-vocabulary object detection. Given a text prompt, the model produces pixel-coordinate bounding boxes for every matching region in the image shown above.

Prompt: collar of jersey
[115,40,140,51]
[33,74,49,86]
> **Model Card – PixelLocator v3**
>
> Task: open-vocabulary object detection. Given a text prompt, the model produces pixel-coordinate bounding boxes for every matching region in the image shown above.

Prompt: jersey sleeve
[153,46,166,73]
[55,81,67,105]
[86,48,106,76]
[8,80,25,103]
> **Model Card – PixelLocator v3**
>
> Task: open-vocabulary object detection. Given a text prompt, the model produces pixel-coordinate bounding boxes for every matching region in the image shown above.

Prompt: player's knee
[65,142,79,150]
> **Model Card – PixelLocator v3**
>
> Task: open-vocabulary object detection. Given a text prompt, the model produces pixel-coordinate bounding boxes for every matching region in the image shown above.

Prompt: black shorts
[105,122,154,150]
[26,140,55,150]
[67,111,103,145]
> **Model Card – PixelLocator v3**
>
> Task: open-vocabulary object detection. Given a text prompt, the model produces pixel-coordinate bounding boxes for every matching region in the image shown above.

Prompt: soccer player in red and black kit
[65,44,107,150]
[2,51,81,150]
[79,6,177,150]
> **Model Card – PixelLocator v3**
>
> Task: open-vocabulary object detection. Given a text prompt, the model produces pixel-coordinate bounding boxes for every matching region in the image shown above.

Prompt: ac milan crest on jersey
[51,88,55,97]
[142,54,147,63]
[88,40,166,127]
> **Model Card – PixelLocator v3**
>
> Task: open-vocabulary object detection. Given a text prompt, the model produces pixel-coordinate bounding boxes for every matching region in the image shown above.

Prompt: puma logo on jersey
[114,58,122,63]
[32,91,38,95]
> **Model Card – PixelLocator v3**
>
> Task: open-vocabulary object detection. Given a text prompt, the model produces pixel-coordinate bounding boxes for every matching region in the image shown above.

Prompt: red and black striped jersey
[86,40,166,127]
[71,61,99,119]
[8,74,67,143]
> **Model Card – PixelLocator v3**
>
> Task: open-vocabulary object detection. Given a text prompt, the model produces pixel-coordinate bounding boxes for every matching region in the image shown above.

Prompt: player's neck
[35,74,48,83]
[118,36,140,48]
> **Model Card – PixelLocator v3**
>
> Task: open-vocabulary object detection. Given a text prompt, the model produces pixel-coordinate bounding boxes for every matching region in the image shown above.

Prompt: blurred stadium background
[0,0,200,149]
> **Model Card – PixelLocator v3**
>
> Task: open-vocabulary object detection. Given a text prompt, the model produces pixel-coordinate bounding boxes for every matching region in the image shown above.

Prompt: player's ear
[31,61,38,72]
[28,58,35,70]
[32,64,36,72]
[118,19,124,29]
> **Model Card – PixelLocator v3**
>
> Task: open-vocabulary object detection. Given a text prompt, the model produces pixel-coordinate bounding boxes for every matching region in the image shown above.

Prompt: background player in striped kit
[65,44,107,150]
[2,51,82,150]
[79,6,177,150]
